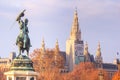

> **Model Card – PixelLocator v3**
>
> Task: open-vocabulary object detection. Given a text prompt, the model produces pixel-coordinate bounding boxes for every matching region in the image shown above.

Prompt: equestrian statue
[16,10,32,56]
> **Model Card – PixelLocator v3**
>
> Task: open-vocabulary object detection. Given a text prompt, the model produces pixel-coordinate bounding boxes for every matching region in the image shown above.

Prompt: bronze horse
[16,36,30,56]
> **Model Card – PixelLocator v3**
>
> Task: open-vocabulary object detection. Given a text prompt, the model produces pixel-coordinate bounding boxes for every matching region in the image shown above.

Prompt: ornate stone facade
[38,10,118,79]
[0,52,16,65]
[65,10,118,79]
[66,10,84,71]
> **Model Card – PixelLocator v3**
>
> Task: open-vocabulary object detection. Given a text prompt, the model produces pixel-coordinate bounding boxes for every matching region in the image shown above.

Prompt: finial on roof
[41,37,45,52]
[55,39,60,54]
[56,39,58,45]
[75,7,77,15]
[96,42,101,57]
[98,41,100,49]
[42,37,45,45]
[85,41,88,46]
[55,39,59,49]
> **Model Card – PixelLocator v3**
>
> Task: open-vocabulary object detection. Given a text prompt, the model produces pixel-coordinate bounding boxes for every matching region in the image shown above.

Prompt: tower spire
[70,9,81,41]
[66,9,84,71]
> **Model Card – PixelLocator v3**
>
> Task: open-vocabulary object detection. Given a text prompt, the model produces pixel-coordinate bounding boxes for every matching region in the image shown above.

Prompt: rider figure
[16,18,31,48]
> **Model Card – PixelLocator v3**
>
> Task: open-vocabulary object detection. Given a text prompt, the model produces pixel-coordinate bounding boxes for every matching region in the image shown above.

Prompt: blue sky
[0,0,120,63]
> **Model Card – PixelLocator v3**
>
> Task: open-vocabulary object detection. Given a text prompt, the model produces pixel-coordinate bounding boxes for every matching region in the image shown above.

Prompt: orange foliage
[0,64,10,80]
[39,69,64,80]
[63,62,109,80]
[30,48,109,80]
[30,48,64,80]
[112,71,120,80]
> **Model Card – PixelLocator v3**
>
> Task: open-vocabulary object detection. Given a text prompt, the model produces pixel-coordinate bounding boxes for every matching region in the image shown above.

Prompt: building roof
[102,63,118,70]
[90,55,95,62]
[60,51,66,61]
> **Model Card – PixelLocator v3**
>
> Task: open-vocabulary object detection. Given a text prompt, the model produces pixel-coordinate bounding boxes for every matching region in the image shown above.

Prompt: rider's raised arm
[18,19,24,29]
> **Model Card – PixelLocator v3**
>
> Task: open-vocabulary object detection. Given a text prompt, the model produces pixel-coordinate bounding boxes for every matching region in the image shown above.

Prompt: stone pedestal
[4,55,38,80]
[5,71,37,80]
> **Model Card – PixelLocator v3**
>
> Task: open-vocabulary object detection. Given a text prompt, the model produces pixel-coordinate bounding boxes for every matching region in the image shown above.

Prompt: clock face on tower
[75,43,84,64]
[75,44,83,56]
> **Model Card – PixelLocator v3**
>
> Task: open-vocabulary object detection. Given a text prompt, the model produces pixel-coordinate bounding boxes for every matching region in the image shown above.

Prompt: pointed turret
[41,38,45,53]
[84,42,91,62]
[95,42,103,63]
[96,42,101,57]
[54,39,61,67]
[70,9,81,41]
[84,42,89,55]
[55,39,60,55]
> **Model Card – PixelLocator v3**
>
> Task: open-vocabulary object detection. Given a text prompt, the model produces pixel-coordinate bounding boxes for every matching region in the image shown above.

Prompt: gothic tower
[66,10,84,71]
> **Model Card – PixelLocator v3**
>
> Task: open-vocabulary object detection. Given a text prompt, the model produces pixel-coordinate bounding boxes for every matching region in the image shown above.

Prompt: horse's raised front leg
[27,49,29,56]
[19,47,21,56]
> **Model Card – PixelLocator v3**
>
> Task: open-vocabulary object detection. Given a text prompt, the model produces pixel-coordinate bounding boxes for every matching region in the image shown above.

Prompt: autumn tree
[31,47,110,80]
[112,71,120,80]
[63,62,109,80]
[0,64,10,80]
[30,48,64,80]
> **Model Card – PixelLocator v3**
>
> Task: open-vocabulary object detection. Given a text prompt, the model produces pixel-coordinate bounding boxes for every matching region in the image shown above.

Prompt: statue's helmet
[25,18,28,25]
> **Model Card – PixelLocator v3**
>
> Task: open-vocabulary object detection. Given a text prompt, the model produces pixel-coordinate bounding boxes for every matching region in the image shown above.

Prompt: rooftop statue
[16,10,31,56]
